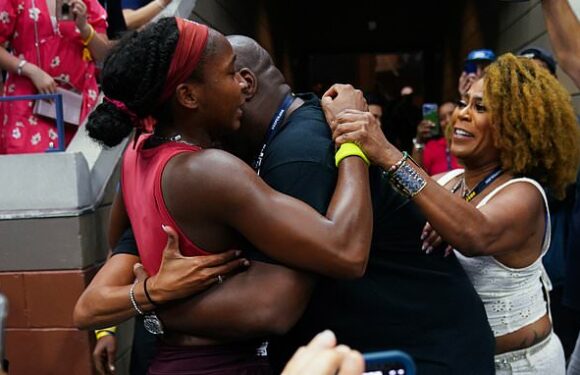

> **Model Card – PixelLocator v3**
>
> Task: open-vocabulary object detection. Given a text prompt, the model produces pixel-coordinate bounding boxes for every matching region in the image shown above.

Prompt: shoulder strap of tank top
[436,169,464,186]
[477,177,551,256]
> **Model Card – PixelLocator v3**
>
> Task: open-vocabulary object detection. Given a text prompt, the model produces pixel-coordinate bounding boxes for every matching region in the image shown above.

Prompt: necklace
[450,168,504,202]
[148,133,199,148]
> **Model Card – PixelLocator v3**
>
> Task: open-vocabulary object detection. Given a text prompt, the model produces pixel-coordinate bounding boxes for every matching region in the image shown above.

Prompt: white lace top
[438,170,552,337]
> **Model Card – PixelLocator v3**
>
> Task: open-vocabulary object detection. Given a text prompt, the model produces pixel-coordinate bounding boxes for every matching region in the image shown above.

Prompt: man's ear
[175,83,200,110]
[239,68,257,100]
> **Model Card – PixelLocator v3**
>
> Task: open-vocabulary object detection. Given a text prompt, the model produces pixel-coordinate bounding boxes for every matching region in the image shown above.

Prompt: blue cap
[519,47,557,75]
[465,49,496,62]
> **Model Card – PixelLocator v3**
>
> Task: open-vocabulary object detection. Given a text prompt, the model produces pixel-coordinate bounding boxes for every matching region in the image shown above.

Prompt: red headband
[159,18,209,105]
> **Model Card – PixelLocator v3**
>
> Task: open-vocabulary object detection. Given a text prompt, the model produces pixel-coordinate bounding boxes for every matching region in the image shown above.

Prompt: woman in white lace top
[323,53,580,374]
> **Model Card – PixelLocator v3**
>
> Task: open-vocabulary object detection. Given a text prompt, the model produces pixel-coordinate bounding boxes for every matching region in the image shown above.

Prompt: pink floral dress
[0,0,107,154]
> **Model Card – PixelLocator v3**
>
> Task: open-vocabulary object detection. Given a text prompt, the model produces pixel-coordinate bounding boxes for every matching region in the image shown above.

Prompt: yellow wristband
[95,326,117,340]
[335,142,370,167]
[82,24,96,46]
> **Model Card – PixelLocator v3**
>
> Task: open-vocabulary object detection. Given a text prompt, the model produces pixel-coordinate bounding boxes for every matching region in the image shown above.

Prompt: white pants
[568,332,580,375]
[495,332,565,375]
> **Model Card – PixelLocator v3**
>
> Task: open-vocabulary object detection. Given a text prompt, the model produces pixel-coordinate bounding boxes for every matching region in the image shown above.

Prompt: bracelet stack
[384,152,427,198]
[129,279,164,335]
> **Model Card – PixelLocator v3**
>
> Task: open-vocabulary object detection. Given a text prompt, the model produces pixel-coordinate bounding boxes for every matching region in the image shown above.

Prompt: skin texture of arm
[542,0,580,87]
[164,150,373,279]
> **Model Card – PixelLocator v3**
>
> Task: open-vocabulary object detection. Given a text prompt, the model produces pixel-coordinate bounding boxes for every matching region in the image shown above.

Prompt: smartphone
[0,294,7,373]
[422,103,440,138]
[55,0,72,21]
[363,350,416,375]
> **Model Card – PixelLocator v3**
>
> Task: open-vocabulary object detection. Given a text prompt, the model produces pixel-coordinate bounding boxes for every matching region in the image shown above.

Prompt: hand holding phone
[422,103,441,138]
[56,0,72,21]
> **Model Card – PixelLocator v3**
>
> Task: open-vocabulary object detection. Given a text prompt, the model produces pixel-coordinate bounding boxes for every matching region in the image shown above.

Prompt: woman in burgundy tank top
[75,17,374,375]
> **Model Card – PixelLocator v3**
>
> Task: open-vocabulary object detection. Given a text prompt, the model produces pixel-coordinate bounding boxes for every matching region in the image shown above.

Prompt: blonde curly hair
[483,53,580,199]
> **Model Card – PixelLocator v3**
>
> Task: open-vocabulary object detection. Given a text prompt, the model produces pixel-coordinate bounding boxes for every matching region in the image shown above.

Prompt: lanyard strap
[464,167,503,202]
[445,147,452,171]
[252,93,294,174]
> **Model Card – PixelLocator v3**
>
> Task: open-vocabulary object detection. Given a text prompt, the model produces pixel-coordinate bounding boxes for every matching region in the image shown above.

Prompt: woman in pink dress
[0,0,109,154]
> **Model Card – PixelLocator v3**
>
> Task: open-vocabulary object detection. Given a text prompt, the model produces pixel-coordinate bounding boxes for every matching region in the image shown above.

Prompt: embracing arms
[165,151,372,279]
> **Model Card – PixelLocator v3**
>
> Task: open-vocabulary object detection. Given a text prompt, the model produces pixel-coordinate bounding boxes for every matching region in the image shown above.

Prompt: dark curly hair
[484,53,580,199]
[87,18,216,147]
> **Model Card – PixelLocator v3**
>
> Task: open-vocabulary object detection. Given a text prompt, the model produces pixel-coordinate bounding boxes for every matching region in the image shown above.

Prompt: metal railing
[0,93,65,152]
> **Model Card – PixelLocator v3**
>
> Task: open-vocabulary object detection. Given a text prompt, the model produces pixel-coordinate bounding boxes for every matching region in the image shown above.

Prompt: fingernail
[242,259,250,266]
[420,232,427,240]
[421,243,427,251]
[161,224,167,230]
[427,246,434,254]
[234,250,241,257]
[109,365,115,372]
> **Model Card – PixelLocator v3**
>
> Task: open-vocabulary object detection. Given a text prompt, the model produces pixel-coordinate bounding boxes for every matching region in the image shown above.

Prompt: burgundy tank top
[122,134,209,274]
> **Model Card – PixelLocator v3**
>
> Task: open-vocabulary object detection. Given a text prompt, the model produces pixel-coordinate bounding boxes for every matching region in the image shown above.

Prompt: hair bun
[86,100,134,147]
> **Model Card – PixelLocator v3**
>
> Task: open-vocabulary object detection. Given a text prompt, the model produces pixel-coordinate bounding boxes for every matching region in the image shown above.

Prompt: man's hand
[321,84,367,128]
[93,334,116,375]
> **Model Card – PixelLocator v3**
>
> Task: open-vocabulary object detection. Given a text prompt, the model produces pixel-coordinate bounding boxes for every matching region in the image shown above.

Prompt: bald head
[227,35,287,88]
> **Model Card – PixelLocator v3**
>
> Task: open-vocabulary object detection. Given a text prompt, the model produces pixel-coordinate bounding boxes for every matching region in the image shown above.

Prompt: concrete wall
[495,0,579,111]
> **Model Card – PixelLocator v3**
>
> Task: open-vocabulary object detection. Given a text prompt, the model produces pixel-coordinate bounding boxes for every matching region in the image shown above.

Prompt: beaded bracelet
[129,280,144,315]
[387,151,409,176]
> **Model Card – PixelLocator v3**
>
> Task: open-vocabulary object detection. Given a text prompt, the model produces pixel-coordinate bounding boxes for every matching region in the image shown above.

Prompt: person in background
[364,92,385,127]
[411,101,460,175]
[518,45,580,361]
[541,2,580,372]
[458,49,496,97]
[0,0,110,154]
[122,0,174,30]
[98,0,127,39]
[519,47,558,76]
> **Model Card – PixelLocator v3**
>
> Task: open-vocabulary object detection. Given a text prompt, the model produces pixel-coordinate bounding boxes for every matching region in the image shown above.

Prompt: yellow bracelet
[95,326,117,340]
[335,142,370,167]
[82,25,96,62]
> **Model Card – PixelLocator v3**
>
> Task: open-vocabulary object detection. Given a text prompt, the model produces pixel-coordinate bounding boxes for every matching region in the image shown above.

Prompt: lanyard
[463,167,503,202]
[252,94,294,175]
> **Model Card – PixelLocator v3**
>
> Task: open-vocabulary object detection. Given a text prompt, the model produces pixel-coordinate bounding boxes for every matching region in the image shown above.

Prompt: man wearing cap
[519,47,558,76]
[458,49,496,96]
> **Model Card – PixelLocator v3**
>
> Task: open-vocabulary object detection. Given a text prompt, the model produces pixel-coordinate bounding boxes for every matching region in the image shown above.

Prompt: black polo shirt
[262,94,494,374]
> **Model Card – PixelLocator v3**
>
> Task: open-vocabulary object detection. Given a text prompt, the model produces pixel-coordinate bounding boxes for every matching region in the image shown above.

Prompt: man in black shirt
[103,36,494,374]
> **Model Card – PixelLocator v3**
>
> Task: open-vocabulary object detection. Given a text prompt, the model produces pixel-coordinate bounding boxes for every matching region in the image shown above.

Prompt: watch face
[144,313,164,335]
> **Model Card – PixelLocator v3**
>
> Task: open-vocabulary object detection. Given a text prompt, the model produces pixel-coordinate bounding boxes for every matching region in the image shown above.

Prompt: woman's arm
[71,0,110,62]
[74,226,247,330]
[542,0,580,87]
[0,46,57,94]
[165,151,373,279]
[329,110,545,259]
[122,0,171,30]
